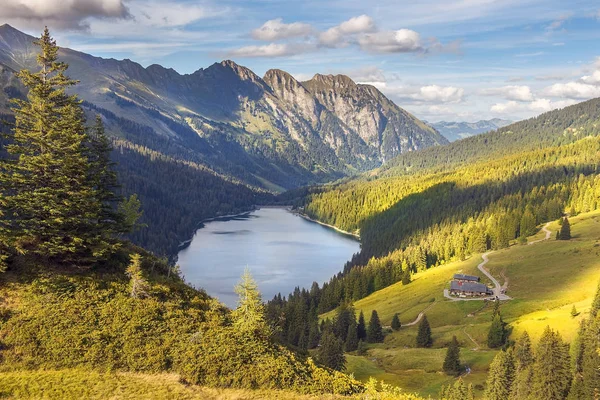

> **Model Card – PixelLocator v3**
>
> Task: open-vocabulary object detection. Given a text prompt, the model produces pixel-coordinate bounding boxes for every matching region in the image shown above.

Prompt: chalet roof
[450,280,492,294]
[453,274,480,282]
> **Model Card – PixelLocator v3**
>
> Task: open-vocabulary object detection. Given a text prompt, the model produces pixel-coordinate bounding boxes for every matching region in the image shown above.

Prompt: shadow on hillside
[357,163,599,261]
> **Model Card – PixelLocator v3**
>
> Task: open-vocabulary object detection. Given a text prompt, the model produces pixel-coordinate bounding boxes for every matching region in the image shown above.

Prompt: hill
[321,210,600,398]
[0,24,446,257]
[427,119,512,142]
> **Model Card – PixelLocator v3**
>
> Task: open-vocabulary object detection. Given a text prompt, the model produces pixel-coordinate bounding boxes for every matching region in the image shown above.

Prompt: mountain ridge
[0,23,447,190]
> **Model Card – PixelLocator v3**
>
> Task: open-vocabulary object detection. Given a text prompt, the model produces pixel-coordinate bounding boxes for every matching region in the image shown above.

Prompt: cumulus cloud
[319,15,375,47]
[358,29,423,53]
[545,81,600,99]
[226,43,314,58]
[390,84,465,104]
[481,85,534,101]
[1,0,129,30]
[491,98,576,114]
[251,19,313,41]
[414,85,464,103]
[347,66,387,88]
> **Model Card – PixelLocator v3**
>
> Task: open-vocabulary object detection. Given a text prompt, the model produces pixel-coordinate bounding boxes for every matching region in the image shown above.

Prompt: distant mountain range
[428,119,512,142]
[0,24,447,191]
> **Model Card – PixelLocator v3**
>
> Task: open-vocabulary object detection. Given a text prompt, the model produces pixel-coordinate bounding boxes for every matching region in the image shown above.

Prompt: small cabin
[450,281,492,297]
[453,274,480,283]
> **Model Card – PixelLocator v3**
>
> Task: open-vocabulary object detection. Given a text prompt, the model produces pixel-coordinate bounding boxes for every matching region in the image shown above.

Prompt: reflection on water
[177,207,360,307]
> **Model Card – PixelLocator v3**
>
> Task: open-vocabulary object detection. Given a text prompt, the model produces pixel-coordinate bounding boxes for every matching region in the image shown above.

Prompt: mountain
[428,118,512,142]
[0,24,445,256]
[0,24,446,190]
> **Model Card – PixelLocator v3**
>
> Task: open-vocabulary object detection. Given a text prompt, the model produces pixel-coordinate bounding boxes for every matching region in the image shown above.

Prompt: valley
[0,17,599,400]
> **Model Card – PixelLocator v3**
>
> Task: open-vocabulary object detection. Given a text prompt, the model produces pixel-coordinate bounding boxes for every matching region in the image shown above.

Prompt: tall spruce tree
[391,313,401,330]
[316,330,345,371]
[488,313,507,348]
[531,326,571,400]
[0,28,125,264]
[366,310,384,343]
[443,335,461,376]
[591,278,600,318]
[485,350,515,400]
[580,315,600,398]
[559,217,571,240]
[344,320,359,352]
[416,315,433,348]
[357,311,367,341]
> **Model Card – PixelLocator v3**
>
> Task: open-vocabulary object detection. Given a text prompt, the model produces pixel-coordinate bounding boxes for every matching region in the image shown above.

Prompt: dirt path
[463,327,480,350]
[528,222,552,244]
[402,302,436,327]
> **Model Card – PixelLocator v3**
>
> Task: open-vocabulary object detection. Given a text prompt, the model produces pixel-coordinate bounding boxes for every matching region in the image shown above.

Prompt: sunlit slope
[325,210,600,398]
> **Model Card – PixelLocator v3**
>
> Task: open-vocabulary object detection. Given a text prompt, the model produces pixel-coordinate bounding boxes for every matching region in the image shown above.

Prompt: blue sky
[2,0,600,122]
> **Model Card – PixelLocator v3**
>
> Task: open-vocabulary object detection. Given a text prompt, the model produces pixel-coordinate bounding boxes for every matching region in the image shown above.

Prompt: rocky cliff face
[0,24,447,190]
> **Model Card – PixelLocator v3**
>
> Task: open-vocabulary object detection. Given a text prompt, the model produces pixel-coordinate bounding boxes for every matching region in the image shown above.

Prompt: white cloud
[481,85,534,101]
[581,70,600,85]
[491,98,576,114]
[251,19,313,41]
[226,43,314,58]
[0,0,129,30]
[358,29,423,53]
[390,84,465,104]
[414,85,464,103]
[347,66,387,88]
[319,15,375,47]
[545,81,600,99]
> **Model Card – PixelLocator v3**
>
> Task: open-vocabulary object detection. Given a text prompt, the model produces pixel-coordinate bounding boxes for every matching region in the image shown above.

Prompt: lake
[177,207,360,307]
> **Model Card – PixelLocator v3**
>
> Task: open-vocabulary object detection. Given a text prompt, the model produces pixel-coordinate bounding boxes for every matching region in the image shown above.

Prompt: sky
[2,0,600,123]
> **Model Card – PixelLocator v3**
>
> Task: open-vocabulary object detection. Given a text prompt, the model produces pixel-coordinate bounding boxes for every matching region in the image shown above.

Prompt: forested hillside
[283,99,600,315]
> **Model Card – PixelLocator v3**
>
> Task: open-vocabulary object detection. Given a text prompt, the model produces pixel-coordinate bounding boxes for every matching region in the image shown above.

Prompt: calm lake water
[177,207,360,307]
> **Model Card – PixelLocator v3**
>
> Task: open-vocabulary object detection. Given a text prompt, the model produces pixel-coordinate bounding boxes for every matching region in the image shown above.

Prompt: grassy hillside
[0,369,347,400]
[326,210,600,398]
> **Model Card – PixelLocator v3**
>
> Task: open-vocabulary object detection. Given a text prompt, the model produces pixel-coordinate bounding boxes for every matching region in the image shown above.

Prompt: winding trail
[402,302,436,327]
[463,327,480,351]
[444,222,552,302]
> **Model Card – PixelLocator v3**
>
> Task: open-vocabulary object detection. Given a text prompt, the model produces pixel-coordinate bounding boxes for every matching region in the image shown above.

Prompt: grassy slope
[326,210,600,398]
[0,369,345,400]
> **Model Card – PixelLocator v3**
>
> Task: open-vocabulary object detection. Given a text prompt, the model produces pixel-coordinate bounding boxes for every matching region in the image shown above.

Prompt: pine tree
[513,331,533,371]
[485,350,515,400]
[443,335,461,376]
[416,315,433,348]
[357,311,367,341]
[232,268,271,339]
[591,279,600,318]
[571,305,579,317]
[491,298,500,320]
[316,330,345,371]
[488,314,507,348]
[367,310,384,343]
[391,313,401,330]
[125,253,149,299]
[448,378,467,400]
[402,269,411,285]
[357,339,367,356]
[0,28,125,264]
[580,315,600,398]
[344,322,359,352]
[509,365,533,400]
[559,217,571,240]
[531,326,571,400]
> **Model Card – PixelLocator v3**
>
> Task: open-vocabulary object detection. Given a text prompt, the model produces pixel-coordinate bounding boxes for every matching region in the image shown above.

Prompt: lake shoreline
[290,210,360,240]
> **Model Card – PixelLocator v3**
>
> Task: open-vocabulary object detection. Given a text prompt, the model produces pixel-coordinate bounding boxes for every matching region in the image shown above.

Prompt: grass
[332,210,600,398]
[0,369,348,400]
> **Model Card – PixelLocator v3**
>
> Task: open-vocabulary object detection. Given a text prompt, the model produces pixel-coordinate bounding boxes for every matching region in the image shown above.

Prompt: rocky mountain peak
[307,73,356,90]
[217,59,263,83]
